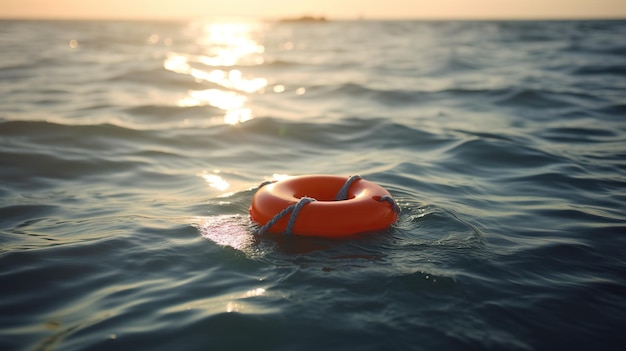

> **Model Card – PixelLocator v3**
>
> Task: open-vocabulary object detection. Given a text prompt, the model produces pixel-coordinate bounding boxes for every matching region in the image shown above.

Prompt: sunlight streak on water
[178,89,253,125]
[195,21,265,67]
[163,54,267,93]
[165,20,268,124]
[199,170,230,192]
[178,88,244,109]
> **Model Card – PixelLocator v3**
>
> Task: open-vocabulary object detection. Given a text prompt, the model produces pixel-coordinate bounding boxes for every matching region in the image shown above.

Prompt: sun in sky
[3,0,626,20]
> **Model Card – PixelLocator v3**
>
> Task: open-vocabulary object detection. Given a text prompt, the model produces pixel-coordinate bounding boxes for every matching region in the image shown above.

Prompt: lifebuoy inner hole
[292,181,357,201]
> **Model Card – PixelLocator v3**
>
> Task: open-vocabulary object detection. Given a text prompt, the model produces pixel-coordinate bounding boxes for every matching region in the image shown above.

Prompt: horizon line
[1,14,625,22]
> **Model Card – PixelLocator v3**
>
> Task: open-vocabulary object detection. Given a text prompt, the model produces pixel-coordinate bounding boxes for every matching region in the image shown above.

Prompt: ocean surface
[1,18,626,350]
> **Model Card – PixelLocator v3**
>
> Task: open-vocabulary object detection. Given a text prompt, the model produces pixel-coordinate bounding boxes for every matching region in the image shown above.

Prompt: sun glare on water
[165,20,268,125]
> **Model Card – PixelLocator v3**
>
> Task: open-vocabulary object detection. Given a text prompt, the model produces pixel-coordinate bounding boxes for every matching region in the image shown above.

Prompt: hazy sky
[2,0,626,20]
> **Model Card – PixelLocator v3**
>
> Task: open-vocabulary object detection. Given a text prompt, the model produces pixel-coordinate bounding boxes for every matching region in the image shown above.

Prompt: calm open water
[1,19,626,351]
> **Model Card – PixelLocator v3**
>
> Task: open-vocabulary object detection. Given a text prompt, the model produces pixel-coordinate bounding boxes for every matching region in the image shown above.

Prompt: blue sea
[1,18,626,350]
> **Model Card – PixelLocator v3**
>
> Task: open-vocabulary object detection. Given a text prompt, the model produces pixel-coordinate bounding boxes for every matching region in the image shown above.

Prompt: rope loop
[255,196,316,235]
[285,197,316,235]
[335,175,362,201]
[378,195,401,214]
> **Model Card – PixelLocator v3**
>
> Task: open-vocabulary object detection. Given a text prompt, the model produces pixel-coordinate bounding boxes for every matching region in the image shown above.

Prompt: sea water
[1,19,625,350]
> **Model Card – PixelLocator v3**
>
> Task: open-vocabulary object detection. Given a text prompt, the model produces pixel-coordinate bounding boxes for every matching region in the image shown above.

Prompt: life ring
[249,175,399,237]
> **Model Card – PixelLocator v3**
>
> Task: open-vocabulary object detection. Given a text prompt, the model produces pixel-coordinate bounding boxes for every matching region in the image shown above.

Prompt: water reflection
[199,170,230,192]
[164,20,267,125]
[195,22,265,67]
[181,89,246,110]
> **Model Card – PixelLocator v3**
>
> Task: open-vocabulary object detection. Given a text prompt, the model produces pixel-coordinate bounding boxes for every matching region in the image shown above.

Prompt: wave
[0,204,59,231]
[124,104,223,118]
[108,66,208,90]
[304,82,486,106]
[0,120,155,142]
[300,82,606,114]
[540,126,618,143]
[573,64,626,76]
[230,116,446,154]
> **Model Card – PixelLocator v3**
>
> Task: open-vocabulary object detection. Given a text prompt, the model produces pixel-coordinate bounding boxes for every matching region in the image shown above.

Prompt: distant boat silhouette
[279,16,327,23]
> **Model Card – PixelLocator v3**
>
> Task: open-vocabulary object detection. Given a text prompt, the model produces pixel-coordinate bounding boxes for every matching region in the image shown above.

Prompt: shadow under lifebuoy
[256,227,395,256]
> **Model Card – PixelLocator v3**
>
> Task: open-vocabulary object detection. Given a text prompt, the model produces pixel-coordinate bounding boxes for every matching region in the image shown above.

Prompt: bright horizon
[2,0,626,20]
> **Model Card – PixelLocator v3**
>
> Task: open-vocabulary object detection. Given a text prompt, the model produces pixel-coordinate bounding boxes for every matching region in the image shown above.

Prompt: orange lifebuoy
[249,175,399,237]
